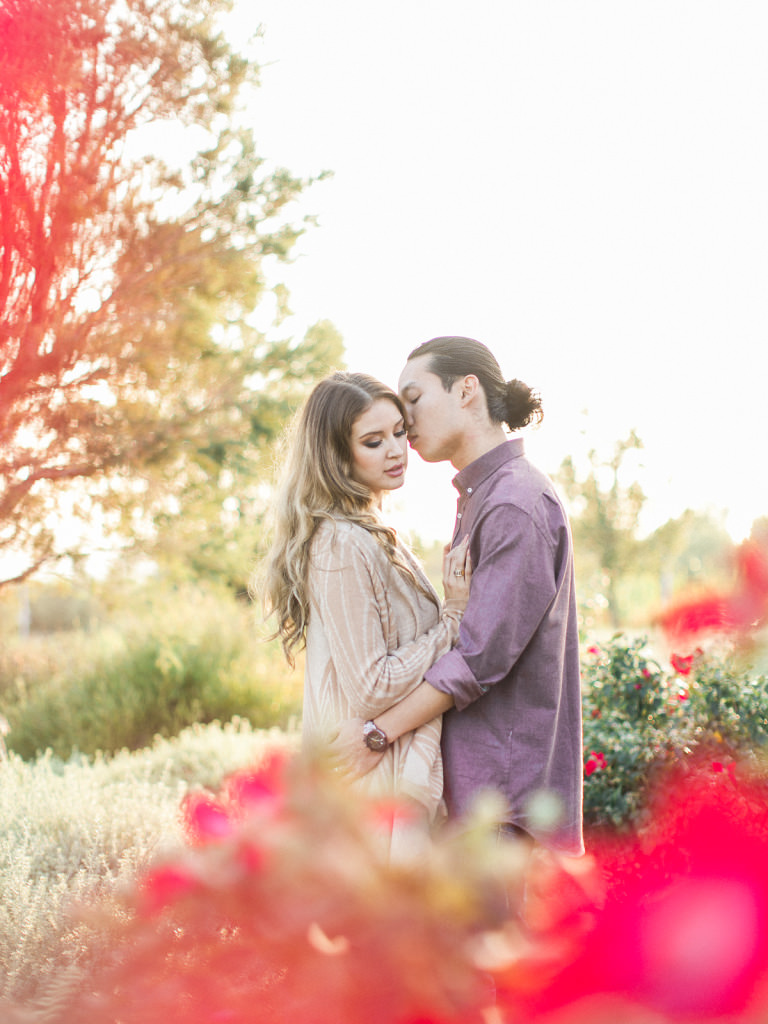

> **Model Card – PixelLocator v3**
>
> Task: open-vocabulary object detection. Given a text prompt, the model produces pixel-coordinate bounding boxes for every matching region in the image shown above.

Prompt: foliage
[0,720,296,1006]
[642,507,734,596]
[581,636,685,830]
[2,583,302,759]
[582,635,768,832]
[558,430,645,627]
[147,317,345,595]
[0,0,341,587]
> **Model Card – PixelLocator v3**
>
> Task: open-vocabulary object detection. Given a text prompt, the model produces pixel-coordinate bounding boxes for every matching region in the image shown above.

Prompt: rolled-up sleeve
[425,503,557,711]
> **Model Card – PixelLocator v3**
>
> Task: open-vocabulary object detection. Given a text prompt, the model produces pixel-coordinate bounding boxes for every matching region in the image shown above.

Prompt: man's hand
[328,717,385,779]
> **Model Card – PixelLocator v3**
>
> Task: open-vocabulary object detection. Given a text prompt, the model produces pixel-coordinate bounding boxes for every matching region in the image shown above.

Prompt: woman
[260,371,470,854]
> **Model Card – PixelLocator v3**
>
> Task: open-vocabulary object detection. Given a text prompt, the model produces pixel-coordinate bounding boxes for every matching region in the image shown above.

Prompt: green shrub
[685,652,768,751]
[3,586,301,759]
[0,720,297,1006]
[582,635,768,832]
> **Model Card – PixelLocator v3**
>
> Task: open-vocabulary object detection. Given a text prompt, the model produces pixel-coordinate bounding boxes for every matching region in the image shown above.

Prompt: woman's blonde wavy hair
[258,371,438,665]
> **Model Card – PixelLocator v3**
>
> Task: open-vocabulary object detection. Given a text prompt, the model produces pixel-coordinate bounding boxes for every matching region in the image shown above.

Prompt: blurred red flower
[182,750,289,844]
[367,796,419,834]
[670,652,694,676]
[658,541,768,644]
[584,751,607,777]
[224,748,288,814]
[183,794,235,843]
[495,766,768,1022]
[139,864,200,916]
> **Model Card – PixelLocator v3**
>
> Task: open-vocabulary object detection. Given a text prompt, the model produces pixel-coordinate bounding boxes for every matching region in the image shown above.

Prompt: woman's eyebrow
[357,418,404,439]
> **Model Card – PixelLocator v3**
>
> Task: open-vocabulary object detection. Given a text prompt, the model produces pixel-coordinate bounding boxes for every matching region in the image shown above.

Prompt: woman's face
[349,398,408,503]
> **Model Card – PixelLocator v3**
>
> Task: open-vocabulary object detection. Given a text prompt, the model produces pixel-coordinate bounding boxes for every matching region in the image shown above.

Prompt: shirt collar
[452,438,525,495]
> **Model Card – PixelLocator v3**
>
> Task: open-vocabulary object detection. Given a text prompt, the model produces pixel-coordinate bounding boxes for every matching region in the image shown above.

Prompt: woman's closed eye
[364,429,405,448]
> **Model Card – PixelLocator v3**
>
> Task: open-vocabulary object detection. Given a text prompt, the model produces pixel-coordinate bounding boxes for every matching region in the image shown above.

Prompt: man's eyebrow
[399,381,418,393]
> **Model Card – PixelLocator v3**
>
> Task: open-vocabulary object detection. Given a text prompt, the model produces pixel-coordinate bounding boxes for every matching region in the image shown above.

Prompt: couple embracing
[262,336,583,859]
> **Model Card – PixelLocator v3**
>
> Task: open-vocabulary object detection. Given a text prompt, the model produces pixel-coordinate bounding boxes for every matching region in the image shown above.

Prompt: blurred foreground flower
[658,540,768,647]
[66,749,525,1024]
[491,762,768,1023]
[33,738,768,1024]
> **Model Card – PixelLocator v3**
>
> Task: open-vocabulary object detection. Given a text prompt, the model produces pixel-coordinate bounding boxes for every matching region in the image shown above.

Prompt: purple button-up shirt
[425,439,584,854]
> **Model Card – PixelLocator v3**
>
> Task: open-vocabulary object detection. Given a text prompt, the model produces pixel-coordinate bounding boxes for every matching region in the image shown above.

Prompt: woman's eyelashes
[363,428,406,449]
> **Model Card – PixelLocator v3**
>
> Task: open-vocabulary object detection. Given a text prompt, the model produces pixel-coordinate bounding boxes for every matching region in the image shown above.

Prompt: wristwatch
[363,719,389,752]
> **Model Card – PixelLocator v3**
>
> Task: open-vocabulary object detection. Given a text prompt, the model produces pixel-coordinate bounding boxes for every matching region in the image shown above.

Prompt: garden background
[2,1,768,1021]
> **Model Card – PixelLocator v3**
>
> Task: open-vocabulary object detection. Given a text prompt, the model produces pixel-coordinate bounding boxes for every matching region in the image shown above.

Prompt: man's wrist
[362,719,389,752]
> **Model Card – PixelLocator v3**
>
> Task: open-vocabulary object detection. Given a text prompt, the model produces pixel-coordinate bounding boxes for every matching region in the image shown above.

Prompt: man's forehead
[397,357,434,391]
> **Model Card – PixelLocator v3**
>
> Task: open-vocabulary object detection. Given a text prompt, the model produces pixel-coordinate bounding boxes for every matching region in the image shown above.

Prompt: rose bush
[582,635,768,832]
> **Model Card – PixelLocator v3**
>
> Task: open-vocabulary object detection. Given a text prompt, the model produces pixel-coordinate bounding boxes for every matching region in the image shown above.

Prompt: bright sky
[231,0,767,544]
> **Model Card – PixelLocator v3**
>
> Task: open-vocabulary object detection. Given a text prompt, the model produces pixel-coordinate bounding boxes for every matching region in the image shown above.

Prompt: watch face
[363,722,388,751]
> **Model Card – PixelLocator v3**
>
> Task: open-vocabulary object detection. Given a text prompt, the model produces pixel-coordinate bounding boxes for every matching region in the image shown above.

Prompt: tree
[143,319,345,595]
[0,0,338,587]
[641,509,734,602]
[557,430,645,628]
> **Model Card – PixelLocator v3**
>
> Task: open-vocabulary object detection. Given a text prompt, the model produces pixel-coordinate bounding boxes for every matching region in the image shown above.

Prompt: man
[333,336,583,855]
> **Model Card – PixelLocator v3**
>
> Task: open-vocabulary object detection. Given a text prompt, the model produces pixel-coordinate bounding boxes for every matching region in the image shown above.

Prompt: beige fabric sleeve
[310,524,460,718]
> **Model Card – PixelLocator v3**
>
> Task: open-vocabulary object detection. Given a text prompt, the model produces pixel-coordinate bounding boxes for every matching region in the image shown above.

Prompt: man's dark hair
[408,336,543,430]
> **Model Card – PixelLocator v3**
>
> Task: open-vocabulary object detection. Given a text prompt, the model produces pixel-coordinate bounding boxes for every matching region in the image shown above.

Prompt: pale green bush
[0,719,298,1007]
[3,584,302,759]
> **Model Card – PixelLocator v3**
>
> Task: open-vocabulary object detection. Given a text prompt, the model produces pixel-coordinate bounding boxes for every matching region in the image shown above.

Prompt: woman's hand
[442,536,472,613]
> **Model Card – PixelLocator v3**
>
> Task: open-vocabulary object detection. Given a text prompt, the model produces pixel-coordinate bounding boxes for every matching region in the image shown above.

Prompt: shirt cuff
[424,649,489,712]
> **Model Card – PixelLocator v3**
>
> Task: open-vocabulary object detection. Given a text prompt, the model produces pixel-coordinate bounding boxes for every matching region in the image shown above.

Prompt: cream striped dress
[303,517,461,849]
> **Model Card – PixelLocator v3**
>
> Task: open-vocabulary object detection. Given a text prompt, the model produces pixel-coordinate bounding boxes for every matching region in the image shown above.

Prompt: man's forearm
[327,682,454,780]
[375,681,454,741]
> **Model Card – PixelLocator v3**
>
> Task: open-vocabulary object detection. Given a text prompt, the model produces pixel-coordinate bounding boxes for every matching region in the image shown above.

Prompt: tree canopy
[558,430,646,627]
[0,0,340,587]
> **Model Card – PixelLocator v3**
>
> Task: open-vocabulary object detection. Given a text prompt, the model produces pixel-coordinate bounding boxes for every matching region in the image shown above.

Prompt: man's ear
[458,374,481,404]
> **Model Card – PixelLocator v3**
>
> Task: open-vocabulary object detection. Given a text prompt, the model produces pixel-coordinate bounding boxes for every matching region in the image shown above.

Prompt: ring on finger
[453,569,465,576]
